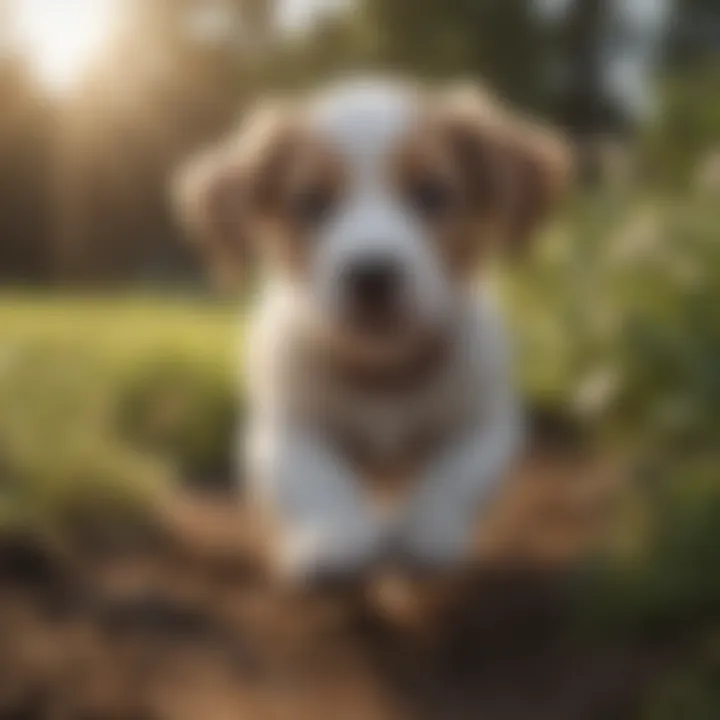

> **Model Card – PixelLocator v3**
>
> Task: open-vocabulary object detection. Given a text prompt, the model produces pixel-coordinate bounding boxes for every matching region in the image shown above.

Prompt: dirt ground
[0,446,655,720]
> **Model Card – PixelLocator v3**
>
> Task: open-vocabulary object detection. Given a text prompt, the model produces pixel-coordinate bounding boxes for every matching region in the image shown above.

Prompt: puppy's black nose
[344,257,402,310]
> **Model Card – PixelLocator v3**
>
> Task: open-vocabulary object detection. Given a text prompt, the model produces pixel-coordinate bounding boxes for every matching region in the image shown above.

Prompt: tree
[361,0,548,108]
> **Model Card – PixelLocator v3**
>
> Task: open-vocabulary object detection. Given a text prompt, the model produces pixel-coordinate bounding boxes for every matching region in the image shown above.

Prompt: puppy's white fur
[307,81,455,342]
[178,78,569,582]
[245,281,522,579]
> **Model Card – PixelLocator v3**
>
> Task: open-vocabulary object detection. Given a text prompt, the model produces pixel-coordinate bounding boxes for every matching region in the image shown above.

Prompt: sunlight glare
[10,0,120,95]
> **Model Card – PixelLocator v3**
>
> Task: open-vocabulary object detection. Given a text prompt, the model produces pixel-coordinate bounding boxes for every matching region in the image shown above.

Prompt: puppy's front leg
[398,414,523,570]
[247,424,387,583]
[397,298,525,570]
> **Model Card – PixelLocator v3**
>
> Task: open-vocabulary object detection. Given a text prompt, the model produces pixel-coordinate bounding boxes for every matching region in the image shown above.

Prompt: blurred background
[1,1,719,718]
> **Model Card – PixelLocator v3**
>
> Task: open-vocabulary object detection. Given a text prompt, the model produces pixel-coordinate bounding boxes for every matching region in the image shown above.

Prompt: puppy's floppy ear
[442,83,574,252]
[172,100,294,286]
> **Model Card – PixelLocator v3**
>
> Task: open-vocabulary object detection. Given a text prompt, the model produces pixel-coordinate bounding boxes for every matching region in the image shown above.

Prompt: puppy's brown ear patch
[441,84,574,253]
[501,118,574,252]
[173,101,296,287]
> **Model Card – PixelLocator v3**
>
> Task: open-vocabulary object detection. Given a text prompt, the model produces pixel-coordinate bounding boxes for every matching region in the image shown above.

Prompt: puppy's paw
[397,509,476,572]
[272,522,384,586]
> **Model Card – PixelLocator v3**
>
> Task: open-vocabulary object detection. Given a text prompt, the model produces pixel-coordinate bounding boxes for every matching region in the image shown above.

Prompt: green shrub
[504,182,720,663]
[508,187,720,451]
[118,352,238,477]
[641,656,720,720]
[642,65,720,190]
[578,457,720,638]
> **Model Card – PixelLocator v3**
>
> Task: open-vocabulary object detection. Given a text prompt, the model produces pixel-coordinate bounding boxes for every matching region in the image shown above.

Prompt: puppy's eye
[408,176,454,219]
[288,187,334,225]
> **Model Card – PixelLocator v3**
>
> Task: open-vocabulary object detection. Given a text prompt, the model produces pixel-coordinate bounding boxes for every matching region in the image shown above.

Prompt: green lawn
[0,293,239,535]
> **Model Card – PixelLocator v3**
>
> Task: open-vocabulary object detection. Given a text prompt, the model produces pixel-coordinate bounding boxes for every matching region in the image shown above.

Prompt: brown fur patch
[174,101,301,285]
[438,84,574,252]
[326,328,450,397]
[259,135,347,280]
[175,102,349,284]
[395,115,494,278]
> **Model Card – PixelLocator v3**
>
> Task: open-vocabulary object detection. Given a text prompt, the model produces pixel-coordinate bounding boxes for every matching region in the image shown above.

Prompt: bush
[508,187,720,451]
[507,182,720,665]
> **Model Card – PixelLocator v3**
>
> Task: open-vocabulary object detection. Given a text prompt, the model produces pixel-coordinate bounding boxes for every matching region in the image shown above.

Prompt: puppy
[176,78,571,583]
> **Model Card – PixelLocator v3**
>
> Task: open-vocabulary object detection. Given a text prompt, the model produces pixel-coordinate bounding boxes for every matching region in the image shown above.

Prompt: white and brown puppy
[176,78,571,582]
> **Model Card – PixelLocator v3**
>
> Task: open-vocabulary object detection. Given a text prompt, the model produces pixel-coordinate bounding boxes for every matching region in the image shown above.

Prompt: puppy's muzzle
[342,255,404,333]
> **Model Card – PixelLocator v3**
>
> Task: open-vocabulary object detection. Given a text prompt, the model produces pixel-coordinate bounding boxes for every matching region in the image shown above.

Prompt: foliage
[511,180,720,717]
[359,0,548,106]
[643,66,720,188]
[514,184,720,607]
[641,653,720,720]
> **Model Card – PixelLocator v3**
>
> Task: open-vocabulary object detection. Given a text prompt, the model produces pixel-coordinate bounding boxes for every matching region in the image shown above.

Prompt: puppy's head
[176,78,571,352]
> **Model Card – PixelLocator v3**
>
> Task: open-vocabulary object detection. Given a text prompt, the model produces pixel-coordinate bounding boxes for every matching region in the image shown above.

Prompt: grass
[0,293,239,537]
[0,292,237,364]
